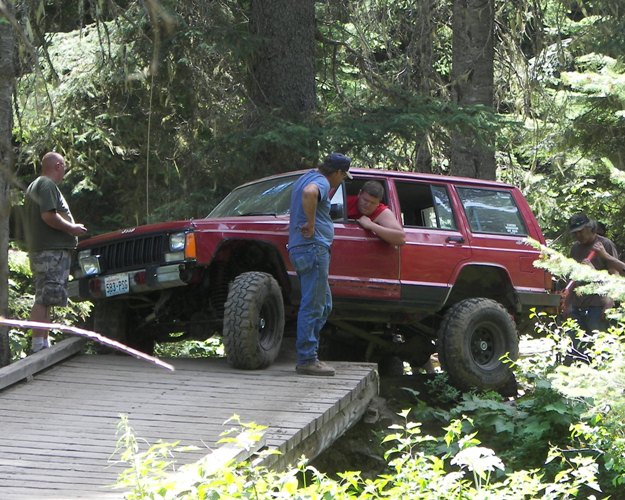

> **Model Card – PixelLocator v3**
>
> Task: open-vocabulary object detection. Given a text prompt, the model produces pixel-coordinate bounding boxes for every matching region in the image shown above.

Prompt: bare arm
[592,241,625,274]
[357,208,406,246]
[300,183,320,239]
[41,211,87,236]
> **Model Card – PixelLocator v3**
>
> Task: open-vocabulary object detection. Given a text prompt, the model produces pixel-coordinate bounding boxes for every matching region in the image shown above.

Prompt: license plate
[104,273,130,297]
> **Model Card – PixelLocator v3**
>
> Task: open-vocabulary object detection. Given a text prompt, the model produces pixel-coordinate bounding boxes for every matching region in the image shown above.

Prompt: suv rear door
[395,179,472,309]
[452,184,547,291]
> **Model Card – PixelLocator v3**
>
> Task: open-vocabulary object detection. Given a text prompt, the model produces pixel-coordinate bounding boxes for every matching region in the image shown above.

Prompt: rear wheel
[438,298,518,392]
[223,271,285,369]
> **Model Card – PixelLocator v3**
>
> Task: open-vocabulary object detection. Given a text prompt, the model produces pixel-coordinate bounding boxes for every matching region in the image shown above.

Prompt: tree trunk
[409,0,437,173]
[0,3,16,366]
[450,0,496,180]
[248,0,317,175]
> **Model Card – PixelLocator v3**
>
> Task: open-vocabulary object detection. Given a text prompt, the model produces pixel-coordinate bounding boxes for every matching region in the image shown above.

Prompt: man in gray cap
[288,153,351,376]
[565,213,622,361]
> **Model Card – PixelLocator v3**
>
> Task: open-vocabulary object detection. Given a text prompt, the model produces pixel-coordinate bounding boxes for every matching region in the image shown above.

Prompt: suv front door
[329,178,401,300]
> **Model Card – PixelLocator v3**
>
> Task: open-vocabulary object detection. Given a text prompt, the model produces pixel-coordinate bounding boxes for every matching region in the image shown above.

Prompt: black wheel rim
[470,322,499,366]
[258,297,280,350]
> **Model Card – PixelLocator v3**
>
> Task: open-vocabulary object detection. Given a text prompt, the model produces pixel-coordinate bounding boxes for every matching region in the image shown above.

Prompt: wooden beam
[0,337,86,391]
[165,429,268,492]
[258,368,379,471]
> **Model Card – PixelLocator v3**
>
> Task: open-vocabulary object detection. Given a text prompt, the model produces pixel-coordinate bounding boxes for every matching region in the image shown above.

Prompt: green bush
[154,338,225,359]
[111,410,601,499]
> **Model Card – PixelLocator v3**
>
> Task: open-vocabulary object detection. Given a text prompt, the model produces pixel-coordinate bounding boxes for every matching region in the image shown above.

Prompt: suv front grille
[90,235,168,272]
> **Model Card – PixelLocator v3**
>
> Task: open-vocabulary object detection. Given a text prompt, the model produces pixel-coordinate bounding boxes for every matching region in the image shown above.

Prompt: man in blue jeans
[288,153,352,376]
[566,213,622,362]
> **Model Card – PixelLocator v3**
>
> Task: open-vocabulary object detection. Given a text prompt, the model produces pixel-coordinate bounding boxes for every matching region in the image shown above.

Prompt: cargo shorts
[29,249,72,307]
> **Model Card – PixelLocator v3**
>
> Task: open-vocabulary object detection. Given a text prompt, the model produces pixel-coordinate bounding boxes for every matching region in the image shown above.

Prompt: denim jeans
[569,306,607,361]
[289,244,332,365]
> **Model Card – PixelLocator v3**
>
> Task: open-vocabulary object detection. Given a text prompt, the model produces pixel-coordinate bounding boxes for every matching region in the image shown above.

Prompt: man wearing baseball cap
[287,152,351,376]
[566,213,622,361]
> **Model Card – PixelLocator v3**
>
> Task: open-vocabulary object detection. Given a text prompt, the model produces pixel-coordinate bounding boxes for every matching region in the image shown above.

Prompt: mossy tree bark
[0,2,16,366]
[247,0,317,176]
[450,0,496,180]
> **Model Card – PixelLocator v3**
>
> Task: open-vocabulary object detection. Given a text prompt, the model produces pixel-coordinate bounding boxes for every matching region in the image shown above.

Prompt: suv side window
[331,179,391,222]
[396,181,457,230]
[456,187,528,236]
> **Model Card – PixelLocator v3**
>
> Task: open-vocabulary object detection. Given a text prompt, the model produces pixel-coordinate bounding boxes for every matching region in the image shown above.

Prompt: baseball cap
[569,213,591,233]
[323,153,352,179]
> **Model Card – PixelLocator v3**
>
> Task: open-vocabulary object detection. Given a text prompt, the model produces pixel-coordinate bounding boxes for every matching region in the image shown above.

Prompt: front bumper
[69,263,189,301]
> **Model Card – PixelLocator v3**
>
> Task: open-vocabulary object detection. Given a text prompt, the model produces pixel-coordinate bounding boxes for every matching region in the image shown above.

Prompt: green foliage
[561,54,625,172]
[534,240,625,301]
[8,246,33,318]
[12,0,511,239]
[447,382,585,472]
[8,246,34,358]
[111,414,188,498]
[15,2,248,231]
[549,317,625,488]
[10,0,625,247]
[111,409,601,499]
[154,338,224,358]
[423,371,462,406]
[528,243,625,493]
[493,0,625,251]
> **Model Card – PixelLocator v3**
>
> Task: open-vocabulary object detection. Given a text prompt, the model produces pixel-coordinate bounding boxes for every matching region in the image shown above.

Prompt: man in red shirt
[347,181,405,246]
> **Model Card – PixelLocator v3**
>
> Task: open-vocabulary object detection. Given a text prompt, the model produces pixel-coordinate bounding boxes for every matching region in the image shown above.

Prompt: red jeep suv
[70,168,560,391]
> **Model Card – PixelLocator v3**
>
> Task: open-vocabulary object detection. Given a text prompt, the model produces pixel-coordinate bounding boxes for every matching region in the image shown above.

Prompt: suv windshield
[208,175,298,217]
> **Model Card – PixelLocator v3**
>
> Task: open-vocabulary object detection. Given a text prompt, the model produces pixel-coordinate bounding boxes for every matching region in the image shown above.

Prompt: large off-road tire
[93,299,155,355]
[438,298,518,392]
[93,299,128,354]
[94,300,128,343]
[223,271,285,369]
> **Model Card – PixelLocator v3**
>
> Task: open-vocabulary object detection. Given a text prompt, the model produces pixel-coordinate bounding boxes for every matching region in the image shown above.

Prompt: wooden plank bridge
[0,338,378,499]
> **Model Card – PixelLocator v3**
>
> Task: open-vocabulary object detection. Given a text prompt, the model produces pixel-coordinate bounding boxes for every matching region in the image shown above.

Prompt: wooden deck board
[0,346,377,499]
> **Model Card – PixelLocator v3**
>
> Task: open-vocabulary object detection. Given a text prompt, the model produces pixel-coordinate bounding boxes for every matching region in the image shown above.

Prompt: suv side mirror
[330,203,344,220]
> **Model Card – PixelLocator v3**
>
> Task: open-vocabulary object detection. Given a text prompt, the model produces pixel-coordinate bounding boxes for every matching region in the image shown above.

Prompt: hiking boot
[296,360,335,376]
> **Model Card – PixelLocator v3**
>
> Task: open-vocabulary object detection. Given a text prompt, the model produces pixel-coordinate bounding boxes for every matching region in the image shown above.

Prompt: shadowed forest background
[2,0,624,244]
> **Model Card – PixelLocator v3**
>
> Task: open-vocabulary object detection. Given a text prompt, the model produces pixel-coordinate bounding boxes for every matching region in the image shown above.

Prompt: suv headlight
[169,232,186,251]
[166,232,191,262]
[78,250,101,276]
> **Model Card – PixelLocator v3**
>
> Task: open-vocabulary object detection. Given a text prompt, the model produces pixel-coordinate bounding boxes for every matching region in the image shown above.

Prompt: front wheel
[94,299,128,344]
[438,298,518,392]
[93,299,154,354]
[223,271,285,369]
